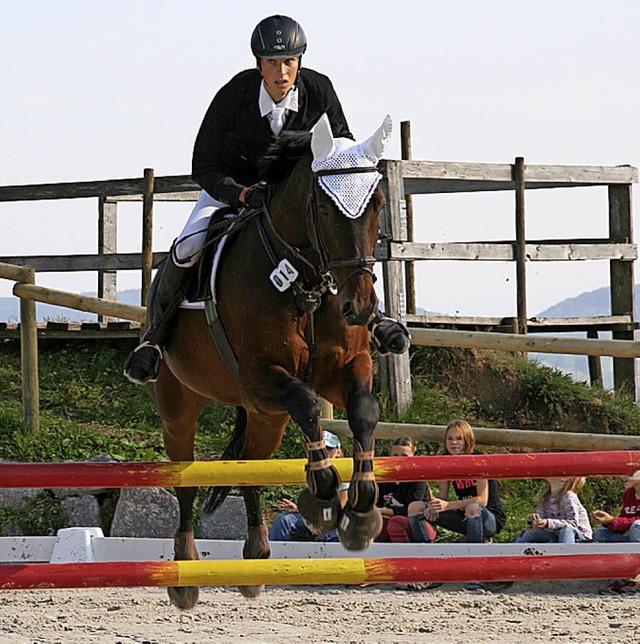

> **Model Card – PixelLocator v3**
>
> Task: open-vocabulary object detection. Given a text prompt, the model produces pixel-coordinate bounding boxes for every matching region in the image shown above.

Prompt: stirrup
[123,341,163,385]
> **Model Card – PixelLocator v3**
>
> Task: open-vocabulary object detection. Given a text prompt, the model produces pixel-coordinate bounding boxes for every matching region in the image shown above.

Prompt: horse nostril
[342,301,356,322]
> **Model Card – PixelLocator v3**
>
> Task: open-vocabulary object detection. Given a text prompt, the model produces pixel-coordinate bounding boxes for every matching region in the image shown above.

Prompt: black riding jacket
[191,67,352,207]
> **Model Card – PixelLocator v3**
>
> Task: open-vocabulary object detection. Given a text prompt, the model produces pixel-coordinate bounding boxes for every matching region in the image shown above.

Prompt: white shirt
[258,82,299,135]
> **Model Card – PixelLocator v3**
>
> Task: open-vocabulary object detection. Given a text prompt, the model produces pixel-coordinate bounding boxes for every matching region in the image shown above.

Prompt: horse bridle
[261,165,380,300]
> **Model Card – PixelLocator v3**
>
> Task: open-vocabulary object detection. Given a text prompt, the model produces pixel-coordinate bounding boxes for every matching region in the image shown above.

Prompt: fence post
[379,160,412,411]
[141,168,155,318]
[19,265,39,433]
[97,196,118,322]
[400,121,416,315]
[609,183,636,398]
[587,329,604,388]
[514,157,527,335]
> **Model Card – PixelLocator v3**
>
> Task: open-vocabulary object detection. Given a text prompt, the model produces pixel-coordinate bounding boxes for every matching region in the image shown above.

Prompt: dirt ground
[0,580,638,644]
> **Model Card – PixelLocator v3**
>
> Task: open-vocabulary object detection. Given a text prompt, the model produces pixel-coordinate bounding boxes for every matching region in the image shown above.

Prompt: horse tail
[202,406,247,514]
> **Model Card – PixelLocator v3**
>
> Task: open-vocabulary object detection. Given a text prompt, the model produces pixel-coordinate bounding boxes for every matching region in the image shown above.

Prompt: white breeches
[173,190,226,267]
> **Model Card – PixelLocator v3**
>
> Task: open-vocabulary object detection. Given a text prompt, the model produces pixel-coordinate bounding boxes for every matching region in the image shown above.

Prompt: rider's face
[259,57,299,102]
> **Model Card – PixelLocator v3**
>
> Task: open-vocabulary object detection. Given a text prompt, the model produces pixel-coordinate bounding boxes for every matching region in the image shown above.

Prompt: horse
[149,114,392,609]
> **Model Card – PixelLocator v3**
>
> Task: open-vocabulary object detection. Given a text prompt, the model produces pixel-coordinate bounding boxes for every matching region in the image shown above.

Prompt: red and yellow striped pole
[1,554,639,590]
[1,451,639,489]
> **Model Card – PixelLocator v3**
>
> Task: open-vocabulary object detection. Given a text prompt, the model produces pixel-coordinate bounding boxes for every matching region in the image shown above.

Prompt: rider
[124,14,410,385]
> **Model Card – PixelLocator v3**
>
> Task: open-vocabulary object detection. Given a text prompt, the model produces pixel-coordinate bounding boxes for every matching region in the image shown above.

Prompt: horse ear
[311,113,335,163]
[360,114,393,161]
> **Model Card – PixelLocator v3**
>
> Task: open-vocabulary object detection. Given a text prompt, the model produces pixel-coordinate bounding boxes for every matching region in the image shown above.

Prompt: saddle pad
[179,227,233,310]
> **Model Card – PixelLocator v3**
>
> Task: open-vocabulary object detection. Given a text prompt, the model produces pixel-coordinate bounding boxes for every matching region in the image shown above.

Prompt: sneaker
[464,582,484,591]
[483,581,514,592]
[395,582,444,591]
[598,579,630,595]
[123,343,162,385]
[619,581,640,594]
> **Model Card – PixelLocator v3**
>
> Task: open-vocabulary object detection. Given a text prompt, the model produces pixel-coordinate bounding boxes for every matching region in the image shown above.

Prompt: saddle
[185,206,238,303]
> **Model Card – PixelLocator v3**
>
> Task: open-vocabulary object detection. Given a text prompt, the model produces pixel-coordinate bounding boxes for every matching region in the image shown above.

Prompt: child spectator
[592,468,640,594]
[408,419,508,592]
[417,419,506,544]
[514,477,592,544]
[375,436,436,543]
[269,431,347,542]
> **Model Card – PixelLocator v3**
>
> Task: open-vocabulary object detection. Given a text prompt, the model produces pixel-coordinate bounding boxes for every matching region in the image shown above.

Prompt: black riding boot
[123,255,192,385]
[369,311,411,355]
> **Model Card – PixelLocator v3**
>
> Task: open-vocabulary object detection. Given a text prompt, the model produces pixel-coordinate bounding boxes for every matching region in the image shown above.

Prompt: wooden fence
[0,133,638,411]
[4,261,640,448]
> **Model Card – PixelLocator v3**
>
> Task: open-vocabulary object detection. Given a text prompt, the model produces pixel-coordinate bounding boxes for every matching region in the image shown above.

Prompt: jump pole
[1,554,639,590]
[1,451,639,489]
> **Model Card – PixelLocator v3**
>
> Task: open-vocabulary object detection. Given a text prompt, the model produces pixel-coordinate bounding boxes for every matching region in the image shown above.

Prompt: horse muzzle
[341,298,378,326]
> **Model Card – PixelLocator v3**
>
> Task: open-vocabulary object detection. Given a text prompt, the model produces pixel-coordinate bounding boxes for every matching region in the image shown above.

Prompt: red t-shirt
[610,486,640,533]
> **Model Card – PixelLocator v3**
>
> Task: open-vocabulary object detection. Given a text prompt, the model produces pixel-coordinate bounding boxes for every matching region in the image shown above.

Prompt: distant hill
[531,284,639,388]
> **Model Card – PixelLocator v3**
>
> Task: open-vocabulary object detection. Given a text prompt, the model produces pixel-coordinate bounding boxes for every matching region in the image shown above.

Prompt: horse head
[307,114,391,326]
[260,115,391,326]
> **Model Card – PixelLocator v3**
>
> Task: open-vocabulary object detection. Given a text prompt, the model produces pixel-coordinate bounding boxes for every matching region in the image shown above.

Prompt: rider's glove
[243,182,269,209]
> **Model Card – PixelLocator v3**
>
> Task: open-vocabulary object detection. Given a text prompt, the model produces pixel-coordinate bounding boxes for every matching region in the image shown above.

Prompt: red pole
[1,554,639,590]
[0,451,639,489]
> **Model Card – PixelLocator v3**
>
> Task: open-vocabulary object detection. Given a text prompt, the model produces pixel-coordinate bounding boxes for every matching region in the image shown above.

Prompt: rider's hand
[241,182,268,209]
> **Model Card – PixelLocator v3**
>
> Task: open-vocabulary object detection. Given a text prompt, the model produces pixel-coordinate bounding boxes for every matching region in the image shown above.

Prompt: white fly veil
[310,114,393,219]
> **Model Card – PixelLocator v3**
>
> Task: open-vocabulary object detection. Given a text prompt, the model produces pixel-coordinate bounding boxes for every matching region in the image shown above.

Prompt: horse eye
[319,204,333,218]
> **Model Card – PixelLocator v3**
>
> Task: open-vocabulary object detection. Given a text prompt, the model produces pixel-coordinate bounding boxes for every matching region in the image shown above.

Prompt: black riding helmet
[251,15,307,59]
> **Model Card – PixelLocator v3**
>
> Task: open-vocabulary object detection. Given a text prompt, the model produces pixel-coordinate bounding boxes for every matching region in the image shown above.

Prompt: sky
[1,1,639,318]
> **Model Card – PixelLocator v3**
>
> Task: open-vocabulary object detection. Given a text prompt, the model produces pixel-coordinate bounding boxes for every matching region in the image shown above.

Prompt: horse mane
[259,131,312,185]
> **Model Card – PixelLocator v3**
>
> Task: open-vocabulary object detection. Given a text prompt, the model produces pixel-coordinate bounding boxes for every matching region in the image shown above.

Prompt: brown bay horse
[149,115,392,608]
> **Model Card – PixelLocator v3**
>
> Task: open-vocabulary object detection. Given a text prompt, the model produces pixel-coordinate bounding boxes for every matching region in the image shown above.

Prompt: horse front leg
[339,384,383,550]
[284,378,343,536]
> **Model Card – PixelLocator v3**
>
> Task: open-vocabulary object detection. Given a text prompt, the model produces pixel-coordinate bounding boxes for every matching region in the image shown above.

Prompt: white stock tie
[270,107,286,135]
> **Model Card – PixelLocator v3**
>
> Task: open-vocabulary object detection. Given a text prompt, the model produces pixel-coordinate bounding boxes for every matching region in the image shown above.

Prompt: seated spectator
[410,419,509,592]
[416,419,506,544]
[514,476,591,544]
[375,436,436,544]
[592,468,640,594]
[269,431,347,542]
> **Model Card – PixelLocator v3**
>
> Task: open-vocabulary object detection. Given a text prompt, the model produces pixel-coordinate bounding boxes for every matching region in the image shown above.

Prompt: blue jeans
[434,507,497,543]
[515,526,587,544]
[593,520,640,543]
[268,512,339,542]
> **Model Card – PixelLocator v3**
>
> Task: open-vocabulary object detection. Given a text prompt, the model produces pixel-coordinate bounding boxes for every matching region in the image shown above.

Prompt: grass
[0,339,637,539]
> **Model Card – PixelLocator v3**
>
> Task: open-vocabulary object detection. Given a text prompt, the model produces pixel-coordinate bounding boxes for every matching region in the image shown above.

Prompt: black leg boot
[369,311,411,355]
[123,254,192,384]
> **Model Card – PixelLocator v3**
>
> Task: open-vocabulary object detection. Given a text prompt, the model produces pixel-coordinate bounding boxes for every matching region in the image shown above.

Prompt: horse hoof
[297,488,342,535]
[338,504,383,551]
[243,523,271,560]
[238,584,264,598]
[168,585,200,610]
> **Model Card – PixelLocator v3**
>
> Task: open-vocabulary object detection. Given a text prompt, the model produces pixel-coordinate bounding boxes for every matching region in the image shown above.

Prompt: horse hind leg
[170,486,200,610]
[234,411,288,599]
[284,379,343,536]
[150,374,207,610]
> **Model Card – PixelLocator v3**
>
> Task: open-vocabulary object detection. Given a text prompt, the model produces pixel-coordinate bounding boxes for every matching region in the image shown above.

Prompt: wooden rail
[409,327,640,358]
[323,419,640,452]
